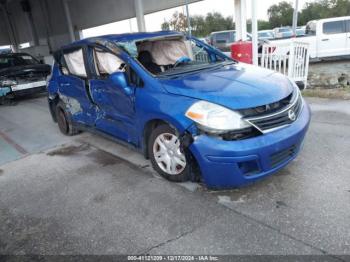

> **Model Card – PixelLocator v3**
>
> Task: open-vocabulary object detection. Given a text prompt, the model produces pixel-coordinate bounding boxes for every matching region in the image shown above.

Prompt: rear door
[56,47,96,126]
[319,19,347,57]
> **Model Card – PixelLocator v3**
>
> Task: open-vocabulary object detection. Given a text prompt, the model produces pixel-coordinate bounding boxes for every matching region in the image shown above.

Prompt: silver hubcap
[153,133,186,175]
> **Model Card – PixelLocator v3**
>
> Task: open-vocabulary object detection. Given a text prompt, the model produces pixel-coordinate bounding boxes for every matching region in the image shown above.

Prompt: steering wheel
[173,56,191,68]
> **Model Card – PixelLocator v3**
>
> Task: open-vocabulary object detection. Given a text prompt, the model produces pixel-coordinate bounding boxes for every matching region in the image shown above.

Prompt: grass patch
[302,88,350,100]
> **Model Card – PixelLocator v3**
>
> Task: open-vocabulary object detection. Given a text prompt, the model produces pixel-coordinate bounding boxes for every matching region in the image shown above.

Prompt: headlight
[0,79,17,87]
[185,101,251,134]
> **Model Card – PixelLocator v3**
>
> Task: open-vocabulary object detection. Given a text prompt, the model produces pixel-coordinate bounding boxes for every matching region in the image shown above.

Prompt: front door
[88,46,136,143]
[346,19,350,54]
[319,19,347,58]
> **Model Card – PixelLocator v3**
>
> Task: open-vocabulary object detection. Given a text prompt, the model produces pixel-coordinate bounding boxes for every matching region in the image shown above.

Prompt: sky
[82,0,311,38]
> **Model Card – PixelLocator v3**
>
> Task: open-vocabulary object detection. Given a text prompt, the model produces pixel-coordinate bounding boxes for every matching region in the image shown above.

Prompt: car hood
[0,64,51,78]
[160,63,293,110]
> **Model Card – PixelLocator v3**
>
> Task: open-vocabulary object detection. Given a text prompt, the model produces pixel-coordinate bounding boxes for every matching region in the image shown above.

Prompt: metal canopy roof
[0,0,202,48]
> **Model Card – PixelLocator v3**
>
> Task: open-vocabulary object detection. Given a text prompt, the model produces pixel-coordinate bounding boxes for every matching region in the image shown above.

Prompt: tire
[148,124,191,182]
[55,101,79,136]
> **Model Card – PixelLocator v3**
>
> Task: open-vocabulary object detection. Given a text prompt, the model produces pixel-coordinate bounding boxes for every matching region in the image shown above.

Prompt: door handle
[321,38,329,41]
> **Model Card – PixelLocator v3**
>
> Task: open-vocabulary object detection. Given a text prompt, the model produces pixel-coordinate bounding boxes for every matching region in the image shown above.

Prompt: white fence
[261,41,310,89]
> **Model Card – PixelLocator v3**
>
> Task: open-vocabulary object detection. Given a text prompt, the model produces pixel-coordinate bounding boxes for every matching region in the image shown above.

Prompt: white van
[268,16,350,60]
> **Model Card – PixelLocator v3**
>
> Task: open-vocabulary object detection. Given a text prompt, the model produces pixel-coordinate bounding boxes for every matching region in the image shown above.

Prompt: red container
[230,41,252,64]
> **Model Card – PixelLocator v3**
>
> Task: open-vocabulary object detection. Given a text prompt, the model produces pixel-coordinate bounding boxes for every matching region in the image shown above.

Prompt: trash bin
[230,41,252,64]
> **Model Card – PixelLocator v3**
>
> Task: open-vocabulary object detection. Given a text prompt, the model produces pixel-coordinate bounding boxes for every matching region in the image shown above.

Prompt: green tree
[267,1,294,28]
[161,21,170,31]
[160,11,188,33]
[204,12,235,35]
[299,0,350,25]
[161,11,235,37]
[329,0,350,17]
[247,19,272,32]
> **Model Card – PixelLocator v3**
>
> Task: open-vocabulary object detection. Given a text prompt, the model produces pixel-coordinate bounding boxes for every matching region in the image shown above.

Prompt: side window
[323,21,346,35]
[93,48,125,77]
[63,49,87,78]
[191,40,210,63]
[230,31,236,42]
[93,47,143,87]
[305,22,316,36]
[191,39,224,63]
[346,20,350,33]
[215,32,230,44]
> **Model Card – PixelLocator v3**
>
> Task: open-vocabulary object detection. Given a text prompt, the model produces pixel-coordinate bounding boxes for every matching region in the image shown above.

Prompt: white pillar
[234,0,247,41]
[292,0,299,35]
[251,0,258,65]
[62,0,75,43]
[135,0,146,32]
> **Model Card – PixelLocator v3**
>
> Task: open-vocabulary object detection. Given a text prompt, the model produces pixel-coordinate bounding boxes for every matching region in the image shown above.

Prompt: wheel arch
[142,117,201,182]
[48,94,60,122]
[142,118,173,159]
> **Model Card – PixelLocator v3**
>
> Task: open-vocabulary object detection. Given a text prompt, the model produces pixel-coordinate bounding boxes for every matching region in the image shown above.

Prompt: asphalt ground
[0,94,349,259]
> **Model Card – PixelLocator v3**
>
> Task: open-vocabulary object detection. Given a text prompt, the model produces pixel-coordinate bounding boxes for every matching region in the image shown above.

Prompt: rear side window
[63,49,87,78]
[215,32,230,43]
[346,20,350,32]
[323,21,346,34]
[305,22,316,36]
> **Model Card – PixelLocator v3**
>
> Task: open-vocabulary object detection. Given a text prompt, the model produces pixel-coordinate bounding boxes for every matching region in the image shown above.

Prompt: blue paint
[48,31,311,188]
[0,87,11,97]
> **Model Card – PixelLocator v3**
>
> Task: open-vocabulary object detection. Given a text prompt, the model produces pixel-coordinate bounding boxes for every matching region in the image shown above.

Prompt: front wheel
[148,125,191,182]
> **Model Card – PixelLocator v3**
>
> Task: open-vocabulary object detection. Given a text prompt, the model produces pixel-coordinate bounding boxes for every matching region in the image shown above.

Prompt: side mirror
[109,71,133,95]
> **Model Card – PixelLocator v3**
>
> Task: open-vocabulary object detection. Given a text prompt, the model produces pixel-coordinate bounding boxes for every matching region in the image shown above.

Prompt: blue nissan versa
[47,31,311,189]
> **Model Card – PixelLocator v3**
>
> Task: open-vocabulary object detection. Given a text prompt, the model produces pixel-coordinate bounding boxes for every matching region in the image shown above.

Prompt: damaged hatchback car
[0,53,51,103]
[47,31,311,189]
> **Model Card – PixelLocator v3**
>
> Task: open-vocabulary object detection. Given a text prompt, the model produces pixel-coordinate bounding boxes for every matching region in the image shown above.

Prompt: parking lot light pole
[185,0,192,37]
[292,0,299,35]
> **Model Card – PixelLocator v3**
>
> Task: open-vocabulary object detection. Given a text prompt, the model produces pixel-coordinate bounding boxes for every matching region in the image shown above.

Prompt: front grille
[239,92,293,117]
[220,127,261,141]
[245,92,303,133]
[270,144,297,168]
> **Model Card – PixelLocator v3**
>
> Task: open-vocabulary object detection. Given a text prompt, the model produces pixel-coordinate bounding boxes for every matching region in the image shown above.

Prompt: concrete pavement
[0,95,349,258]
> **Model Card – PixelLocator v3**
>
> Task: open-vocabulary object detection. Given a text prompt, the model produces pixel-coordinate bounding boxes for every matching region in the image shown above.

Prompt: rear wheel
[55,101,79,136]
[148,124,191,182]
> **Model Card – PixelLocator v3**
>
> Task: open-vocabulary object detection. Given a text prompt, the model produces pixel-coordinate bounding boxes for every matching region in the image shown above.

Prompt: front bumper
[189,100,311,189]
[12,85,47,96]
[0,84,46,98]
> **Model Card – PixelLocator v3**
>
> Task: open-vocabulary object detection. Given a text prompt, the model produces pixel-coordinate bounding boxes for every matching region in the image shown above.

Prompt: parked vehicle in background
[258,30,275,40]
[0,47,12,54]
[296,26,306,36]
[273,27,294,38]
[268,16,350,60]
[47,31,311,189]
[209,30,252,52]
[0,53,50,102]
[198,37,209,45]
